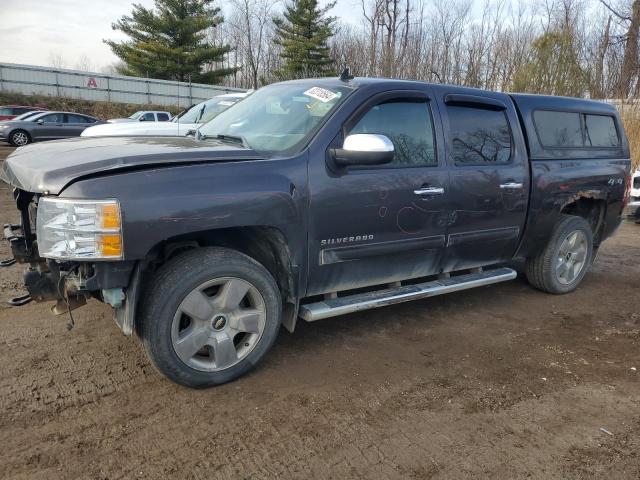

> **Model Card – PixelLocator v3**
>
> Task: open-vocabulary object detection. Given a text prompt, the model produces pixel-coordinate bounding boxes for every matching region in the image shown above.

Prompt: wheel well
[146,226,296,306]
[561,198,606,245]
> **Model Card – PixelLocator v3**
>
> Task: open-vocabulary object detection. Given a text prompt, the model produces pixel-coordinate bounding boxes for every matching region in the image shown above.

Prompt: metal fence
[0,62,247,108]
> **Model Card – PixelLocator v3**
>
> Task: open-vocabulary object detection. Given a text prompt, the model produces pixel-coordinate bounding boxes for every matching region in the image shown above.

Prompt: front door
[437,92,530,271]
[306,90,450,296]
[34,112,66,140]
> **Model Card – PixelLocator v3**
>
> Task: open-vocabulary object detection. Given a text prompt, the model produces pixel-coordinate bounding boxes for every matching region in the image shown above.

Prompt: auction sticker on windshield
[304,87,339,103]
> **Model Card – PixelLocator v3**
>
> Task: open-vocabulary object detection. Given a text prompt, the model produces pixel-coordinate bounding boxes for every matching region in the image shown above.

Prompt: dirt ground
[0,144,639,479]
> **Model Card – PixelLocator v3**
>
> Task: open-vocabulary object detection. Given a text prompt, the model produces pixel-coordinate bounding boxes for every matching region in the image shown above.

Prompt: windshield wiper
[201,133,249,148]
[195,105,206,123]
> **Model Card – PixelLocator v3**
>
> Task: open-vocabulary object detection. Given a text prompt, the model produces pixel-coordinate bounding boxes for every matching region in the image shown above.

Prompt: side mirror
[330,134,394,167]
[139,117,146,122]
[186,129,197,137]
[37,119,44,125]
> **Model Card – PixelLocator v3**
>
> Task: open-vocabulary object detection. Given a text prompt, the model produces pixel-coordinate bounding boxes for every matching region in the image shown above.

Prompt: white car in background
[82,92,250,138]
[108,110,172,123]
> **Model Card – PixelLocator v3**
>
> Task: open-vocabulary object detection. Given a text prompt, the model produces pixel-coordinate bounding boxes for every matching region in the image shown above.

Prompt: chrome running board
[299,267,517,322]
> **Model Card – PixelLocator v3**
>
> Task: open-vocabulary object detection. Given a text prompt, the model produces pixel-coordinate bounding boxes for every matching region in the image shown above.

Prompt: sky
[0,0,362,72]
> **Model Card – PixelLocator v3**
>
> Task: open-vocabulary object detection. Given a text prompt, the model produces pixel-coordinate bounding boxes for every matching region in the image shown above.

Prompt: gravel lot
[0,144,639,479]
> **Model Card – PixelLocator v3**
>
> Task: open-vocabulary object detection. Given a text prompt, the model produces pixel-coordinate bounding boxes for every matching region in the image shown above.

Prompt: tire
[8,129,30,147]
[525,215,594,294]
[139,247,282,388]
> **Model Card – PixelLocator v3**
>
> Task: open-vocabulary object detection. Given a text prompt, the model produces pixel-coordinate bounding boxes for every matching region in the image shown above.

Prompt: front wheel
[9,129,30,146]
[139,247,282,388]
[526,215,594,294]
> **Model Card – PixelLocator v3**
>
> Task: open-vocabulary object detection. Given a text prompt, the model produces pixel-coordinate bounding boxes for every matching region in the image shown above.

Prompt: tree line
[105,0,640,99]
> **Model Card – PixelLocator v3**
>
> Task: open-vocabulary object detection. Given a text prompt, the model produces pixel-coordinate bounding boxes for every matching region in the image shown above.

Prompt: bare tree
[48,52,67,69]
[211,0,640,101]
[75,54,93,72]
[227,0,280,89]
[600,0,640,97]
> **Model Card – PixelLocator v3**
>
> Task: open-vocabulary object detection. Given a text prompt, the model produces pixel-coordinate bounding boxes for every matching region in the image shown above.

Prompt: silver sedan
[0,111,104,146]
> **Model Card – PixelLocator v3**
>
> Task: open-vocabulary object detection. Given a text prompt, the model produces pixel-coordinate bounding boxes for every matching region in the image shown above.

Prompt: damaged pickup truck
[1,76,632,387]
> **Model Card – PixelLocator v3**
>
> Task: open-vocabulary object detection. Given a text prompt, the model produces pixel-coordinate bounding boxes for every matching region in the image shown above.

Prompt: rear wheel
[139,247,282,388]
[9,129,30,146]
[525,215,593,294]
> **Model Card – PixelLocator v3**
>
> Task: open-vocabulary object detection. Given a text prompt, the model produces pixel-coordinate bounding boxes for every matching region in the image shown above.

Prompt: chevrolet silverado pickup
[1,76,632,387]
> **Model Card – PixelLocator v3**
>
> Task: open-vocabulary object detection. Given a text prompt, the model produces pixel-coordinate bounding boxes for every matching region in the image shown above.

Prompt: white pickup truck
[82,92,250,138]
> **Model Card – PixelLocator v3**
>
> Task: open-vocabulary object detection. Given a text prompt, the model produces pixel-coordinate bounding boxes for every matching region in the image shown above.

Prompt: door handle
[499,182,524,190]
[414,187,445,195]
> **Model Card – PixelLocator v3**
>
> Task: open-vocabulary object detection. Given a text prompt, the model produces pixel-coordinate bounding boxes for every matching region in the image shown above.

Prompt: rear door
[437,92,529,271]
[306,88,450,296]
[64,114,92,137]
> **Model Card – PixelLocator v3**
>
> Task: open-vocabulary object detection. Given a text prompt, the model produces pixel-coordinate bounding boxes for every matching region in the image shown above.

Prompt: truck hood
[0,136,261,194]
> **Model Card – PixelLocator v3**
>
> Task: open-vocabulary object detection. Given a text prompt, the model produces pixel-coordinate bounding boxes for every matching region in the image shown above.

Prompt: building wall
[0,63,247,108]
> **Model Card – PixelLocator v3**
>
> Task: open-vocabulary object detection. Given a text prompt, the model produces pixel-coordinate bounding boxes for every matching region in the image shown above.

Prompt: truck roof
[510,93,618,116]
[284,77,618,116]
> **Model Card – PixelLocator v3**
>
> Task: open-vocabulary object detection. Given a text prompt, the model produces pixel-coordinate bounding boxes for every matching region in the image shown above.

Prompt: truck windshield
[198,83,353,155]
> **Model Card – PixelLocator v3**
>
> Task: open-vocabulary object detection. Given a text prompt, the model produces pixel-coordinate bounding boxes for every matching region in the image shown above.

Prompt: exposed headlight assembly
[36,198,123,260]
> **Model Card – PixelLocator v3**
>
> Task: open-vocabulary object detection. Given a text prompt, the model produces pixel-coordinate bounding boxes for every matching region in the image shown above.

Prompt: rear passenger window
[534,111,583,147]
[585,114,619,147]
[349,99,437,167]
[157,113,170,121]
[66,114,87,123]
[447,106,512,165]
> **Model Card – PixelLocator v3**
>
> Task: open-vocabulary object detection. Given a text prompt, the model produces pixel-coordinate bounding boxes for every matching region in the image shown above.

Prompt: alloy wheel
[11,131,29,146]
[170,277,267,372]
[555,230,588,285]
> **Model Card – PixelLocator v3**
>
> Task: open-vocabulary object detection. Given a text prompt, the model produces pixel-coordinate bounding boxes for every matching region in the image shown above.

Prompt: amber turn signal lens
[98,234,122,258]
[99,203,121,230]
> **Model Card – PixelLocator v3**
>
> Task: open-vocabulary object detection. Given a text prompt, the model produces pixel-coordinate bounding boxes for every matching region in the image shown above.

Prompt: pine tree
[273,0,336,79]
[105,0,236,84]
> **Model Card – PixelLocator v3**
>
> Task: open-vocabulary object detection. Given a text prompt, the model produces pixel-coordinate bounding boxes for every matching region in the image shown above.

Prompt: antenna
[339,67,354,82]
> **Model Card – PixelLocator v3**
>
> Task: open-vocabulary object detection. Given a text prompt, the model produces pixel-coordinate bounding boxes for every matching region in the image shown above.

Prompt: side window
[65,114,87,123]
[447,106,512,165]
[40,113,63,123]
[585,114,619,147]
[157,113,170,121]
[534,111,583,147]
[348,99,437,167]
[142,112,155,121]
